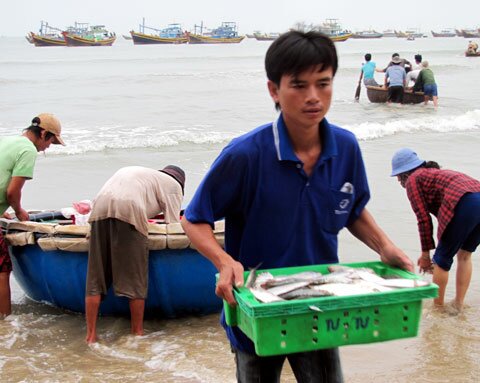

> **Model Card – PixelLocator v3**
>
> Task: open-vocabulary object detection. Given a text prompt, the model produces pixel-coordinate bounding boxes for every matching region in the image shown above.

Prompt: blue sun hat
[390,148,426,176]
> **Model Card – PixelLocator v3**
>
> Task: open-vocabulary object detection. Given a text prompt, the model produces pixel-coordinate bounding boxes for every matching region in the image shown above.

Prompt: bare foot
[450,300,464,313]
[437,301,463,316]
[85,334,98,344]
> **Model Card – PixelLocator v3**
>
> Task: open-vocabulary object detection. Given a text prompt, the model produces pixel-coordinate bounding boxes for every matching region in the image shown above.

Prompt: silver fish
[351,280,393,293]
[250,288,285,303]
[252,272,274,289]
[259,271,325,288]
[245,263,262,289]
[377,278,430,288]
[266,281,311,296]
[280,288,334,300]
[311,282,380,296]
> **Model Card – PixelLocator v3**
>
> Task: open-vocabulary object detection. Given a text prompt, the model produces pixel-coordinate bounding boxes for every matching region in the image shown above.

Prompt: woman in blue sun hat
[391,148,480,312]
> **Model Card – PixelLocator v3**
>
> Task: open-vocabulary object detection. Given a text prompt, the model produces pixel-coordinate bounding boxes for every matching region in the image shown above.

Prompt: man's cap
[390,148,425,176]
[160,165,186,192]
[33,113,65,145]
[391,56,402,64]
[421,60,429,68]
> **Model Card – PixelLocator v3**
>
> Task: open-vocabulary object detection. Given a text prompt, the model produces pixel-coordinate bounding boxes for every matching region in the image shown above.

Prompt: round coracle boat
[366,86,425,104]
[1,212,224,317]
[465,51,480,57]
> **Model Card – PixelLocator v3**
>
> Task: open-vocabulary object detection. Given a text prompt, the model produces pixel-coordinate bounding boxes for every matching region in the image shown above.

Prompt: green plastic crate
[223,261,438,356]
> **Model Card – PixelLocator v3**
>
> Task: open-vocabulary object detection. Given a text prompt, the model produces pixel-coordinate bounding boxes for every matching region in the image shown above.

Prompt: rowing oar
[354,70,363,101]
[355,70,363,101]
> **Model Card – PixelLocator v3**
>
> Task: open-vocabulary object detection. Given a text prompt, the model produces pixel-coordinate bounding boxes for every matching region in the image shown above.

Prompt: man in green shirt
[415,61,438,107]
[0,113,65,317]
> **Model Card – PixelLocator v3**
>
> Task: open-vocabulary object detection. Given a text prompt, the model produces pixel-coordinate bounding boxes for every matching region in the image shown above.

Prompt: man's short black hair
[364,53,372,61]
[414,54,422,62]
[265,30,338,86]
[392,53,400,58]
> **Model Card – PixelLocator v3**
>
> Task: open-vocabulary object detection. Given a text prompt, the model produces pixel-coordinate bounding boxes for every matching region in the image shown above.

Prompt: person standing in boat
[0,113,65,317]
[360,53,379,86]
[390,148,480,312]
[379,53,412,73]
[181,30,413,382]
[406,54,423,87]
[384,56,407,103]
[84,165,185,343]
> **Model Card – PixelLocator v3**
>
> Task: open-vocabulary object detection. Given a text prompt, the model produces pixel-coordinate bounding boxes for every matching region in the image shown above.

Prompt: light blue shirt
[386,65,406,87]
[362,61,376,79]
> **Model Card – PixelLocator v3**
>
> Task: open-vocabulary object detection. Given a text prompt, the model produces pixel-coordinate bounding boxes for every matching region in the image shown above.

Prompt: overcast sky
[2,0,479,36]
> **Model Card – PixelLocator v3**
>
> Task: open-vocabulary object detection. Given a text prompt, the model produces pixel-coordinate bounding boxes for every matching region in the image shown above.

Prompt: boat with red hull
[62,22,116,46]
[27,21,66,47]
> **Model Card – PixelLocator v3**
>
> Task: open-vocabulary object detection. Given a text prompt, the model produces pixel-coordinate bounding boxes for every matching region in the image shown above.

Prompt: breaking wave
[32,109,479,156]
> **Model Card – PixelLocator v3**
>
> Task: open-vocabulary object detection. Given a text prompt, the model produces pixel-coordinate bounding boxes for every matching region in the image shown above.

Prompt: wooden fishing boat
[130,19,188,44]
[395,30,408,38]
[253,32,280,41]
[382,29,396,37]
[329,33,352,42]
[459,29,480,38]
[317,19,352,42]
[2,213,223,317]
[366,86,425,104]
[351,30,383,39]
[187,22,245,44]
[62,23,116,46]
[27,21,66,47]
[431,29,456,37]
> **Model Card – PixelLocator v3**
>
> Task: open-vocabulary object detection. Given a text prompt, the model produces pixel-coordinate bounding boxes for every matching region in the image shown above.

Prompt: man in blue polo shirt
[182,30,414,382]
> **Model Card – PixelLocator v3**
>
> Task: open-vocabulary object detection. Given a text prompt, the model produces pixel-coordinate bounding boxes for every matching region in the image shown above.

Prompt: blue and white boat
[2,213,223,317]
[130,18,188,45]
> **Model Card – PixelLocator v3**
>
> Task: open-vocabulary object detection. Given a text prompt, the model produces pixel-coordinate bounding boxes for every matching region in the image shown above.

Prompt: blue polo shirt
[184,113,370,353]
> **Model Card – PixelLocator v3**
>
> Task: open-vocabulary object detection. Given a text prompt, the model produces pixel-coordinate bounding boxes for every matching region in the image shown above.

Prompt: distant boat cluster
[26,21,116,47]
[352,28,480,39]
[26,20,246,47]
[26,20,480,47]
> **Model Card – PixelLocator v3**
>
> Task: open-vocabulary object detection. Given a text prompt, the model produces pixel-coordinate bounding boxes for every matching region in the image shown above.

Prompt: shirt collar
[272,113,338,163]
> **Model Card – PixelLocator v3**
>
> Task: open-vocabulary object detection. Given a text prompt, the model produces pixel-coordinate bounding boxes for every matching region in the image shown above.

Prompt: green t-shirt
[0,136,37,214]
[418,68,436,85]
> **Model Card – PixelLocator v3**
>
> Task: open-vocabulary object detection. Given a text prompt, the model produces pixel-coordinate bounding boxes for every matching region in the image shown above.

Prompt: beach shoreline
[7,129,478,382]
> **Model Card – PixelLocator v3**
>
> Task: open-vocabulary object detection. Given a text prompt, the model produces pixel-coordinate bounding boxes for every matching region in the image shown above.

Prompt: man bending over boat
[85,165,185,343]
[181,30,413,382]
[0,113,65,317]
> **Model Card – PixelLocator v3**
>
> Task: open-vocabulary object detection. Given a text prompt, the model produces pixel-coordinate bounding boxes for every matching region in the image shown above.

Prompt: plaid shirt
[406,168,480,251]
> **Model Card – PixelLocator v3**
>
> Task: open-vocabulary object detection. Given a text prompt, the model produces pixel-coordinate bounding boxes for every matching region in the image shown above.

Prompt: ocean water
[0,35,479,382]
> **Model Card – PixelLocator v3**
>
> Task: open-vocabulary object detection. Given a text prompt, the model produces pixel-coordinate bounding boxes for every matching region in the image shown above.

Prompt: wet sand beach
[2,130,477,382]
